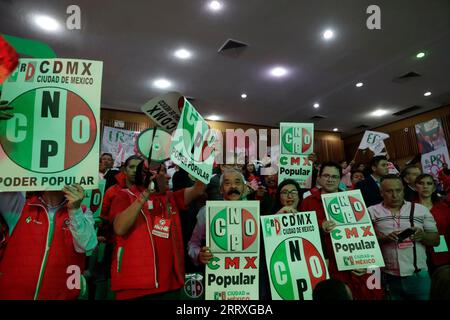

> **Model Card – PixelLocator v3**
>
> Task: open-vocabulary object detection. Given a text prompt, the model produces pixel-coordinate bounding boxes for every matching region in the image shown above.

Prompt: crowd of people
[0,125,449,300]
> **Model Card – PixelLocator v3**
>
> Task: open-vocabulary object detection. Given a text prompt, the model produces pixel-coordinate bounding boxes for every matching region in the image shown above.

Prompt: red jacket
[428,202,450,267]
[301,188,384,300]
[100,172,127,222]
[0,196,86,300]
[110,186,187,300]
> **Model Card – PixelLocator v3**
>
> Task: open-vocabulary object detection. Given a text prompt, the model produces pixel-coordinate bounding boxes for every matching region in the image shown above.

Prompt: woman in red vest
[110,160,206,300]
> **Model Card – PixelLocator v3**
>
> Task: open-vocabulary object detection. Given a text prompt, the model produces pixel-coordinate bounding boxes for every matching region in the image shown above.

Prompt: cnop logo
[326,195,367,224]
[184,276,204,299]
[264,217,281,237]
[0,87,96,173]
[281,127,312,154]
[270,237,327,300]
[210,207,257,252]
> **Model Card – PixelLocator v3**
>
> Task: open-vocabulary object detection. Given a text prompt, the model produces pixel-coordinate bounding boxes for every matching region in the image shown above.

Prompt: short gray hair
[219,169,245,187]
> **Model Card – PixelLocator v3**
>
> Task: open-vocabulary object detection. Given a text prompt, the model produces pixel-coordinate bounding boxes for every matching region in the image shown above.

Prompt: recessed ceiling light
[270,67,288,77]
[153,79,172,89]
[313,103,320,108]
[241,93,247,99]
[323,29,334,40]
[333,128,338,132]
[209,1,223,11]
[34,15,60,32]
[174,48,192,60]
[371,109,388,117]
[416,52,425,59]
[356,82,364,88]
[424,91,432,97]
[207,115,220,121]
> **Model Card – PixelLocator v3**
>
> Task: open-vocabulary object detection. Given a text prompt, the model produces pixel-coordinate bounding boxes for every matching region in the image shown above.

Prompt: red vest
[0,196,86,300]
[110,187,186,297]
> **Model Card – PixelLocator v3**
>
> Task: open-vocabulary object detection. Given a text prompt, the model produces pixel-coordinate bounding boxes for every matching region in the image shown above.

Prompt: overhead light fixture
[333,128,338,132]
[241,93,247,99]
[174,48,192,60]
[34,15,60,32]
[416,52,425,59]
[322,29,334,40]
[313,103,320,108]
[356,82,364,88]
[207,115,220,121]
[424,91,432,97]
[371,109,388,117]
[269,66,288,78]
[209,1,223,11]
[153,79,172,89]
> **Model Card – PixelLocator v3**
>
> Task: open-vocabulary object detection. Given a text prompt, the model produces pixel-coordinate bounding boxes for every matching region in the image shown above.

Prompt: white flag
[358,131,390,156]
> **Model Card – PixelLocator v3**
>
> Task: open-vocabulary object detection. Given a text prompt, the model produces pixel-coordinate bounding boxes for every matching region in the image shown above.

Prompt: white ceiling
[1,0,450,137]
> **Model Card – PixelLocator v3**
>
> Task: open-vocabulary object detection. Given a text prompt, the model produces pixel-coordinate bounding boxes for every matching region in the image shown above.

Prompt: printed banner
[358,131,389,156]
[141,91,184,133]
[321,190,385,271]
[280,123,314,155]
[421,147,450,179]
[101,126,139,167]
[205,201,260,300]
[261,212,329,300]
[0,58,102,191]
[169,100,216,184]
[81,179,105,219]
[415,118,447,154]
[278,155,313,188]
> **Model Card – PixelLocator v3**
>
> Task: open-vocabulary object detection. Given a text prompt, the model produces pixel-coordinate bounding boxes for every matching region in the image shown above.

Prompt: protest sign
[421,147,450,179]
[280,123,314,155]
[81,179,105,219]
[261,212,328,300]
[141,91,184,133]
[0,58,102,191]
[415,118,447,153]
[169,100,216,184]
[278,155,313,188]
[321,190,385,271]
[101,126,139,167]
[358,131,389,156]
[137,128,172,162]
[205,201,259,300]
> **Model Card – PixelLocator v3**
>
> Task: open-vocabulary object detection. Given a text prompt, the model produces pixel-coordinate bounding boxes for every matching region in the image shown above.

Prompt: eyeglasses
[280,190,299,197]
[321,174,340,181]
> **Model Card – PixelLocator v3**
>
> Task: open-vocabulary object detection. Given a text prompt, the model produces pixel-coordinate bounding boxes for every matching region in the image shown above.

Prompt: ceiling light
[356,82,364,87]
[416,52,425,59]
[424,91,432,97]
[153,79,172,89]
[174,48,192,60]
[371,109,388,117]
[270,67,288,77]
[333,128,338,132]
[207,115,220,121]
[241,93,247,99]
[209,1,223,11]
[34,15,60,32]
[313,103,320,108]
[323,29,334,40]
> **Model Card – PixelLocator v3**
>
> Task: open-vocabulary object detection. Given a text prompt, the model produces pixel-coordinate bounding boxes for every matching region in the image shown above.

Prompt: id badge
[398,239,414,249]
[152,216,171,239]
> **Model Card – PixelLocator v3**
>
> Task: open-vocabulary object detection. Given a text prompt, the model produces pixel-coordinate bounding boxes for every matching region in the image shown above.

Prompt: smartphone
[397,228,415,242]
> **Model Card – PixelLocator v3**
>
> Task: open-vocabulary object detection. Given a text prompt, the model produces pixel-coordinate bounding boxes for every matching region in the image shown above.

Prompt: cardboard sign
[137,128,171,161]
[81,179,106,219]
[358,131,389,156]
[205,201,259,300]
[321,190,385,271]
[169,100,216,184]
[280,123,314,155]
[415,118,447,153]
[140,92,184,133]
[261,212,328,300]
[0,58,102,191]
[421,147,450,179]
[278,155,313,188]
[101,126,139,167]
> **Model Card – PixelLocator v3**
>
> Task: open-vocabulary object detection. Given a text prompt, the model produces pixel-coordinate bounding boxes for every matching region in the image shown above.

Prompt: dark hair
[243,162,259,180]
[351,170,365,179]
[135,160,160,192]
[273,179,302,213]
[319,162,342,178]
[124,155,143,168]
[100,152,113,159]
[400,165,420,180]
[430,265,450,300]
[312,279,352,301]
[380,174,403,184]
[369,155,387,173]
[339,159,347,165]
[415,173,440,203]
